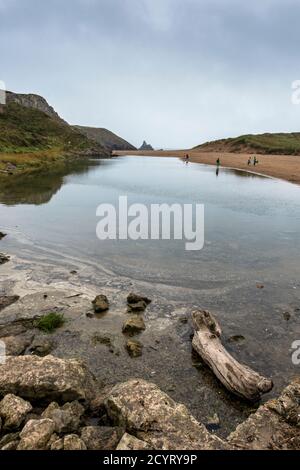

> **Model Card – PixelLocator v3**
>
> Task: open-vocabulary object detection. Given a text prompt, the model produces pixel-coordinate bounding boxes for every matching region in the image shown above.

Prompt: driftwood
[192,310,273,402]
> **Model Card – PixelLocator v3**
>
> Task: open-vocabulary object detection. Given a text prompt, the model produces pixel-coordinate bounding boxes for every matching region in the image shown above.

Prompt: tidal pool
[0,156,300,435]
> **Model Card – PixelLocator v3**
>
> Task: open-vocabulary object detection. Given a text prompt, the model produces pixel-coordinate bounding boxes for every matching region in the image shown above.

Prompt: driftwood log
[192,310,273,402]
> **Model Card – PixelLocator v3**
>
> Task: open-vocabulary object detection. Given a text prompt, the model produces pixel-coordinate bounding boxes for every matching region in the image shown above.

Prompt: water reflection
[0,159,101,206]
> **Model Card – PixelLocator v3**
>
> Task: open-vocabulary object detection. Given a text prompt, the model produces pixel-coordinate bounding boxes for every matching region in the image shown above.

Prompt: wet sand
[113,150,300,185]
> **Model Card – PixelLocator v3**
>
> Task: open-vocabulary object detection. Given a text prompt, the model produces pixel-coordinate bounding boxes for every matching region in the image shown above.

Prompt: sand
[113,150,300,186]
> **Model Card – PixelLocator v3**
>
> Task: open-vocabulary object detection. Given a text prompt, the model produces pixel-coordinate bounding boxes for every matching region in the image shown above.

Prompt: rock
[0,295,19,312]
[206,413,220,432]
[92,295,109,313]
[63,434,87,450]
[41,400,85,433]
[92,333,112,347]
[117,433,152,450]
[18,419,55,450]
[0,232,7,240]
[126,339,143,357]
[127,293,151,305]
[0,394,32,430]
[104,379,228,450]
[1,439,19,450]
[88,385,114,417]
[283,311,291,321]
[139,141,153,151]
[127,300,147,312]
[50,437,64,450]
[227,377,300,450]
[227,335,245,344]
[1,334,33,356]
[256,283,264,289]
[0,432,19,449]
[81,425,123,450]
[0,355,96,404]
[29,335,54,356]
[0,253,10,265]
[46,433,60,450]
[70,270,77,275]
[122,316,146,335]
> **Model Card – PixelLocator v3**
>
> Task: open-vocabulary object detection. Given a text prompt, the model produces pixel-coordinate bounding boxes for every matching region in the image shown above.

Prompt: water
[0,156,300,434]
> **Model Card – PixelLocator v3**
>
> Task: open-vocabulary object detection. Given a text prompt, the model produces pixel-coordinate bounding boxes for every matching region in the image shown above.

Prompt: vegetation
[35,312,65,333]
[195,132,300,155]
[0,103,107,174]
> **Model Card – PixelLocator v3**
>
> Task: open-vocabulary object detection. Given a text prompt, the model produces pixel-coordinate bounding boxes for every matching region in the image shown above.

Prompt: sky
[1,0,300,148]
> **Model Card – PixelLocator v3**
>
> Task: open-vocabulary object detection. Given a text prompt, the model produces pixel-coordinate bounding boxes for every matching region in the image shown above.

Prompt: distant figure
[216,157,220,166]
[253,156,258,166]
[247,157,251,166]
[216,166,219,177]
[185,153,189,161]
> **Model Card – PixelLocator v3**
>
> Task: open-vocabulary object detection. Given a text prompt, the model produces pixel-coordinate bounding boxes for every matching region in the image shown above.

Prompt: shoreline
[113,150,300,186]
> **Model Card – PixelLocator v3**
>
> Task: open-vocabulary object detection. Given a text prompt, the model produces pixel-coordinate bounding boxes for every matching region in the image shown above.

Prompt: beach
[113,150,300,185]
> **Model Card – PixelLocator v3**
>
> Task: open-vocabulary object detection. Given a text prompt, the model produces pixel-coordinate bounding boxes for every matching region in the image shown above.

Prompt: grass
[35,312,65,333]
[195,132,300,155]
[0,102,107,175]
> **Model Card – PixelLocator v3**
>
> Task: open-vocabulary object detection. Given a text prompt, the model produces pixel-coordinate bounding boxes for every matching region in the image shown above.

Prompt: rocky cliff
[73,126,136,151]
[6,91,66,124]
[139,140,153,151]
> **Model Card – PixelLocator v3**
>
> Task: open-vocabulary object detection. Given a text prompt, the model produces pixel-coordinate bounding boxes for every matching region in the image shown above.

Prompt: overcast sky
[1,0,300,148]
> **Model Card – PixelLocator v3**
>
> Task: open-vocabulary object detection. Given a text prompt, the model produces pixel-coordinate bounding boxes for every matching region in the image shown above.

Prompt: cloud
[0,0,300,147]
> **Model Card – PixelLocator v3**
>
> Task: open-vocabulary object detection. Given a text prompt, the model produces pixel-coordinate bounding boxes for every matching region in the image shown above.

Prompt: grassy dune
[195,132,300,155]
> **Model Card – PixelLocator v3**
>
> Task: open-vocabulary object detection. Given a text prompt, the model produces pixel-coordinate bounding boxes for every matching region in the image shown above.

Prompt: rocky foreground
[0,354,298,450]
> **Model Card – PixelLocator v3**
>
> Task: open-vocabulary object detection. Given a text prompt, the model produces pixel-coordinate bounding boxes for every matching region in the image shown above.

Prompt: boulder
[104,379,228,450]
[1,333,33,356]
[0,394,32,430]
[0,432,19,449]
[0,295,19,312]
[0,355,96,404]
[42,400,85,433]
[117,433,152,450]
[81,425,123,450]
[126,339,143,358]
[0,253,9,265]
[127,300,147,312]
[0,232,6,240]
[127,293,151,305]
[63,434,87,450]
[50,437,64,450]
[92,295,109,313]
[29,335,54,356]
[227,377,300,450]
[18,419,55,450]
[122,316,146,335]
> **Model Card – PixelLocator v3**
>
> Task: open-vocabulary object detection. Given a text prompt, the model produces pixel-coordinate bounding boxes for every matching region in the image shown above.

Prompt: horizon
[1,0,300,148]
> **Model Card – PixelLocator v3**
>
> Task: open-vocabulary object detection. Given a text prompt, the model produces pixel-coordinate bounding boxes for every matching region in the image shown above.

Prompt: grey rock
[0,295,19,312]
[42,400,85,433]
[1,333,33,356]
[0,355,96,404]
[92,295,109,313]
[18,419,55,450]
[63,434,87,450]
[0,394,32,430]
[122,316,146,335]
[29,335,54,356]
[104,379,228,450]
[81,425,123,450]
[227,377,300,450]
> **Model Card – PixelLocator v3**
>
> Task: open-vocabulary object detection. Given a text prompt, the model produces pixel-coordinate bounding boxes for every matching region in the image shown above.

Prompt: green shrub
[35,312,65,333]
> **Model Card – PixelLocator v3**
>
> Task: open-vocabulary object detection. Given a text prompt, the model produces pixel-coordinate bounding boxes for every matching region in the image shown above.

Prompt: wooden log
[192,310,273,402]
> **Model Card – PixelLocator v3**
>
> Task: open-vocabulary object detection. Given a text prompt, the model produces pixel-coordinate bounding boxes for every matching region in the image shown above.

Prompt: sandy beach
[113,150,300,185]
